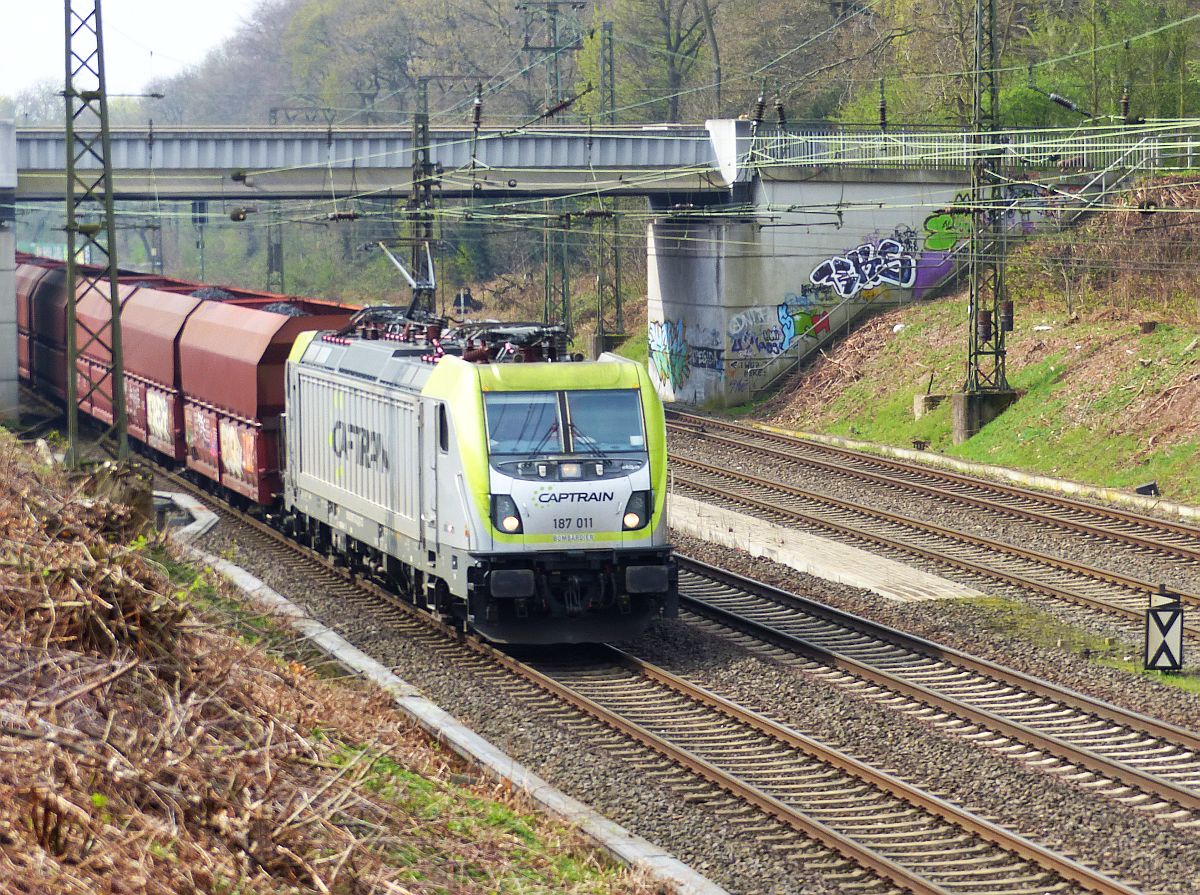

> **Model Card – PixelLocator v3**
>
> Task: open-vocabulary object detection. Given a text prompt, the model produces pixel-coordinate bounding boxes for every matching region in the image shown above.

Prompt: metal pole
[549,4,562,115]
[613,212,623,333]
[266,204,285,293]
[596,213,605,338]
[63,0,128,464]
[405,79,436,318]
[560,208,571,336]
[543,199,552,325]
[601,21,617,125]
[965,0,1009,394]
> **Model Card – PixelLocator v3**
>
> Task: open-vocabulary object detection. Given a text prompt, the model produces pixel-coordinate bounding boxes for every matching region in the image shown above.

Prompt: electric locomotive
[282,321,677,644]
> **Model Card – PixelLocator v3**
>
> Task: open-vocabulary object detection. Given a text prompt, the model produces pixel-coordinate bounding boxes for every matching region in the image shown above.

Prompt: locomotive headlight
[491,494,523,534]
[622,490,651,531]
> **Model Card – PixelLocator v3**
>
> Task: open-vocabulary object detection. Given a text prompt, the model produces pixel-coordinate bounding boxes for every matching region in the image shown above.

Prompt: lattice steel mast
[965,0,1012,393]
[404,79,437,318]
[64,0,128,463]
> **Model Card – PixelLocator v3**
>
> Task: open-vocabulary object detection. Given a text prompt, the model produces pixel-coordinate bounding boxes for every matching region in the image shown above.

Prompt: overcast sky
[0,0,255,98]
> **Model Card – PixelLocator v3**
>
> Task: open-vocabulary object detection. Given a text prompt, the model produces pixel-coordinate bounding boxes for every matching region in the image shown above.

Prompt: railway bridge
[3,119,1195,413]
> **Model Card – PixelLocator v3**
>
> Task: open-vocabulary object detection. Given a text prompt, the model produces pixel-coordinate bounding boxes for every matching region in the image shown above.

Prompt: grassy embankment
[0,431,657,895]
[761,299,1199,503]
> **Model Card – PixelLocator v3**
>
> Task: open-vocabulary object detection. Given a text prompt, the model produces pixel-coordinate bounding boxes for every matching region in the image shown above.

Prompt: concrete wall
[1,121,16,421]
[647,160,1114,407]
[648,169,969,406]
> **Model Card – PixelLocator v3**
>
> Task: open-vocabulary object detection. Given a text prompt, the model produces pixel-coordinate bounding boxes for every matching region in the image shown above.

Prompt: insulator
[751,82,766,126]
[774,92,787,129]
[1049,93,1078,112]
[1121,81,1131,122]
[878,79,887,132]
[1000,301,1014,333]
[473,82,483,128]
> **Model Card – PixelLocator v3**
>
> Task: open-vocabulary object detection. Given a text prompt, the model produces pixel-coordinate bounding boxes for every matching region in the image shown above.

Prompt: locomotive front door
[420,399,440,555]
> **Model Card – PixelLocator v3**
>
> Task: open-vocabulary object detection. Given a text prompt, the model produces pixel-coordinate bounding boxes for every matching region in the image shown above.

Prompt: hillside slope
[756,297,1199,503]
[0,433,657,895]
[752,179,1200,503]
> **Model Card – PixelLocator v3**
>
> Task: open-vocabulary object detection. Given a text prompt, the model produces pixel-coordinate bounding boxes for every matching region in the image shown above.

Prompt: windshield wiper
[568,423,606,458]
[527,421,561,457]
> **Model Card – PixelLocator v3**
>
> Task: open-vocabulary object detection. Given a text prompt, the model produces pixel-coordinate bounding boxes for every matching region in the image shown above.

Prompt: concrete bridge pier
[1,122,17,421]
[647,166,972,408]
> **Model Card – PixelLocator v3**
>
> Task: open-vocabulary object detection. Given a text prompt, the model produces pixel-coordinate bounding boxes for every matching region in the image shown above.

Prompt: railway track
[676,555,1200,824]
[164,479,1143,895]
[665,410,1200,565]
[518,644,1135,895]
[668,455,1200,640]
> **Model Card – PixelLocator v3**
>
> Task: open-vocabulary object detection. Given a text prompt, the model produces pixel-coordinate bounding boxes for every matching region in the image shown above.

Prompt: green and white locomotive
[282,324,677,643]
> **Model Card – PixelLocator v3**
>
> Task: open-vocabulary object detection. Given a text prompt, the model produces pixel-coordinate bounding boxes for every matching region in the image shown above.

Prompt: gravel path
[193,509,1200,895]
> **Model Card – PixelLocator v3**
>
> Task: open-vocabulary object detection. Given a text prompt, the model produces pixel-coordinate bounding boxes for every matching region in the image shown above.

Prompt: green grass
[614,323,647,364]
[333,745,628,892]
[762,301,1200,503]
[956,594,1200,693]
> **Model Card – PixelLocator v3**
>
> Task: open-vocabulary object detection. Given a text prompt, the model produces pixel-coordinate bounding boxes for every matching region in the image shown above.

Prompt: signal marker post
[1145,585,1184,672]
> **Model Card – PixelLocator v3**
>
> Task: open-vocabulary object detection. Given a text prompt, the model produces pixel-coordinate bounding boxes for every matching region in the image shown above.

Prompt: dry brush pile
[0,437,645,894]
[1010,175,1200,320]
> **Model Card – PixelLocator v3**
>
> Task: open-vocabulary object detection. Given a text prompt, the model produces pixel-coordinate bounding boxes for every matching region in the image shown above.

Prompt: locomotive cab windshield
[484,389,646,460]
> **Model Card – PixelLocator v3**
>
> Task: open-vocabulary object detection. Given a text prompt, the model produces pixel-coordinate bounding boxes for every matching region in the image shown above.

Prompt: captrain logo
[532,488,614,504]
[330,421,390,471]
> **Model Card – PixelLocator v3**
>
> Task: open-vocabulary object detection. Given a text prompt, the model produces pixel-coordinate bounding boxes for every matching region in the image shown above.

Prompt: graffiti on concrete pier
[809,237,918,298]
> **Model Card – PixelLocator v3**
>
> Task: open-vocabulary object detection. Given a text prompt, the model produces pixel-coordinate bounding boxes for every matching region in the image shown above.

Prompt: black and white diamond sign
[1145,590,1183,672]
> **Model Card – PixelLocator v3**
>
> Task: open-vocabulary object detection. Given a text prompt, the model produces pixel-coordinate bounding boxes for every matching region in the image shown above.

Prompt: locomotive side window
[484,392,562,455]
[438,404,449,453]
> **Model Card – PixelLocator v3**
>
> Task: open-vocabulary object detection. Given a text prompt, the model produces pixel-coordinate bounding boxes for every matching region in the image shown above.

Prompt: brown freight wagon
[15,259,70,402]
[13,253,356,503]
[179,298,354,505]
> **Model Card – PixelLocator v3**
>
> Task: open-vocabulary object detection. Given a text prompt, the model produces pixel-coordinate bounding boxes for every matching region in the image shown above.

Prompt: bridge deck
[10,120,1200,201]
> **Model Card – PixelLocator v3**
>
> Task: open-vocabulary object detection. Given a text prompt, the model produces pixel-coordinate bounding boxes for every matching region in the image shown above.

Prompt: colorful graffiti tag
[923,196,974,252]
[727,305,785,356]
[809,238,918,298]
[647,319,690,391]
[689,344,725,373]
[777,302,831,352]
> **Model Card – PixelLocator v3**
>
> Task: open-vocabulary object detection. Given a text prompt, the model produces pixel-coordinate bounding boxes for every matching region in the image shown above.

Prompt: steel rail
[669,456,1200,638]
[472,641,962,895]
[541,644,1140,895]
[678,555,1200,752]
[667,410,1200,551]
[670,452,1198,602]
[667,417,1200,564]
[675,558,1200,812]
